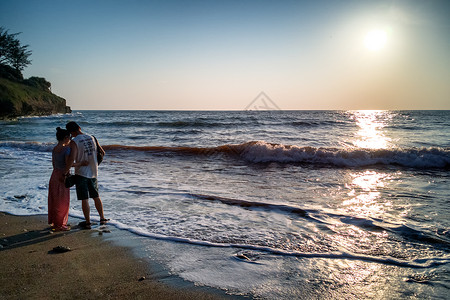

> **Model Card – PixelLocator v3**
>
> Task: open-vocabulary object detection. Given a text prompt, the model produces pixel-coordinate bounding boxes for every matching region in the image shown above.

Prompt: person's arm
[95,136,105,156]
[64,141,77,174]
[52,149,56,169]
[67,140,89,168]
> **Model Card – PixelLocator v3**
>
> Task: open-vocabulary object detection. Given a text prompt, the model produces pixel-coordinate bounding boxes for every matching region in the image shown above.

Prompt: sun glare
[364,29,387,51]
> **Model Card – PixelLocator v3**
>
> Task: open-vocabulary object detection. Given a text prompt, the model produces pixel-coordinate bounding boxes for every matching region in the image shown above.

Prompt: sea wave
[2,140,449,169]
[0,141,54,152]
[237,141,450,168]
[191,193,312,217]
[290,120,347,127]
[16,112,83,120]
[190,193,450,247]
[156,120,229,128]
[103,141,450,168]
[108,216,450,269]
[93,119,235,128]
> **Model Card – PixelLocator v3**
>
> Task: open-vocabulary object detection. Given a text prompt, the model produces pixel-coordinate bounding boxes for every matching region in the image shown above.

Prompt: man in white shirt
[66,121,107,229]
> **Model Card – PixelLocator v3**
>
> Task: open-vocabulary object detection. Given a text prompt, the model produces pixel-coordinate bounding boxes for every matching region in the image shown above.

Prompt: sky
[1,0,449,110]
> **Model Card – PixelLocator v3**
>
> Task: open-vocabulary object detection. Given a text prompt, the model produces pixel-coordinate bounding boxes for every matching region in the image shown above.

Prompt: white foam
[0,141,54,152]
[240,141,450,168]
[105,217,450,269]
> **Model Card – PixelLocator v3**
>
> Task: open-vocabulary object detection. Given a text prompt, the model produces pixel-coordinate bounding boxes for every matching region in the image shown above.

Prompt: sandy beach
[0,212,237,300]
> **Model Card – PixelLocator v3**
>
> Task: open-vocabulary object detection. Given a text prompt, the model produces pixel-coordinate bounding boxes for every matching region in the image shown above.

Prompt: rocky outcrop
[0,75,71,119]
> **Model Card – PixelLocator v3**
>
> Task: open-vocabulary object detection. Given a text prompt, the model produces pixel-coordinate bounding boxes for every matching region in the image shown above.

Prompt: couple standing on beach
[48,121,108,231]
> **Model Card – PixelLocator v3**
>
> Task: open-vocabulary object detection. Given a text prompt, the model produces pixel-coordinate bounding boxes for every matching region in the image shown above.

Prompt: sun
[364,29,387,51]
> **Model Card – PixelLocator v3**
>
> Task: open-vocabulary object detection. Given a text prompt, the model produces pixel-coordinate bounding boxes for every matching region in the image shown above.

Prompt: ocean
[1,110,449,299]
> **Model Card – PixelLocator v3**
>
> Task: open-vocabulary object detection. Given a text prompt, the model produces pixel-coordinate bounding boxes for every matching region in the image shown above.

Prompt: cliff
[0,69,71,119]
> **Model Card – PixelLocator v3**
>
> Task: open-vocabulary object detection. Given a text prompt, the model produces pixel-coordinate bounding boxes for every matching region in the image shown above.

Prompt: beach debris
[138,276,146,281]
[97,228,111,235]
[404,272,436,284]
[236,253,251,261]
[234,251,262,263]
[52,246,71,253]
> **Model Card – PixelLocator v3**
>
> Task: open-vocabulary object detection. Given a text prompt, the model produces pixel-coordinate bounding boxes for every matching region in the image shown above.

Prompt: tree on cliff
[0,27,32,72]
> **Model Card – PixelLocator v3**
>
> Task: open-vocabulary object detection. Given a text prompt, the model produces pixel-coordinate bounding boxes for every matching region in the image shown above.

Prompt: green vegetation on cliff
[0,75,71,119]
[0,27,70,119]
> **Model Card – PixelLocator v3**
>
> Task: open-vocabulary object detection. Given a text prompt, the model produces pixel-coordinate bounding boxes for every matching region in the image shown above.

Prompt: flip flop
[52,225,71,232]
[100,218,110,225]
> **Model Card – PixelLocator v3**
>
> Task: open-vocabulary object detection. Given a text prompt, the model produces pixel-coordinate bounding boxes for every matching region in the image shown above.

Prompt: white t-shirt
[73,133,98,178]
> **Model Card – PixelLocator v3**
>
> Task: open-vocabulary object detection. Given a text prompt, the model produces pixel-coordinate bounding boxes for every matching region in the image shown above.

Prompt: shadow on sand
[0,226,79,252]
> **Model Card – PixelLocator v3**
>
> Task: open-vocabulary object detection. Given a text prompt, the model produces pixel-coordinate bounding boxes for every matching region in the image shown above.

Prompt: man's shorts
[75,176,99,200]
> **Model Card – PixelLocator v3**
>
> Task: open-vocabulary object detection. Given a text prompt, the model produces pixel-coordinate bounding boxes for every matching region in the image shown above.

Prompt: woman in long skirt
[48,127,72,231]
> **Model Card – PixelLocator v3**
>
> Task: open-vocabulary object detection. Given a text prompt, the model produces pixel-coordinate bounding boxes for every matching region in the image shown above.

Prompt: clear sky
[1,0,449,110]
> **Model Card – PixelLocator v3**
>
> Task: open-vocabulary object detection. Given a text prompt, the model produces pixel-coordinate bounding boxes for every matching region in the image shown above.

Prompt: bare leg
[81,199,90,224]
[93,197,105,220]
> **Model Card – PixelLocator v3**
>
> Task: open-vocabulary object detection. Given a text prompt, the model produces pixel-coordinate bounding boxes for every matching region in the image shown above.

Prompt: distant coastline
[0,66,71,120]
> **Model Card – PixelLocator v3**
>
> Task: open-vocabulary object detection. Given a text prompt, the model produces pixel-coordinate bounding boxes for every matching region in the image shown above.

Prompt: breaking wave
[1,140,449,169]
[103,141,450,169]
[237,141,450,168]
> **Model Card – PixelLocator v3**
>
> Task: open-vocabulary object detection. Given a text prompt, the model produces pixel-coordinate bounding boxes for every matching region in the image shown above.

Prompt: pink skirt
[48,169,70,227]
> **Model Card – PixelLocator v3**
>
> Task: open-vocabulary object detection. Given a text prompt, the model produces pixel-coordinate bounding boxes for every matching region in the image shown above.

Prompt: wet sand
[0,212,237,299]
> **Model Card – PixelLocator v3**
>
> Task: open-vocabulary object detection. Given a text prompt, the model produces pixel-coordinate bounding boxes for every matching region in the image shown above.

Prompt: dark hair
[66,121,80,133]
[56,127,70,141]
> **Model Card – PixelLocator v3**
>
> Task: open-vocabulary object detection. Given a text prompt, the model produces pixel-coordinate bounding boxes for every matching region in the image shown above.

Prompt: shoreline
[0,212,242,299]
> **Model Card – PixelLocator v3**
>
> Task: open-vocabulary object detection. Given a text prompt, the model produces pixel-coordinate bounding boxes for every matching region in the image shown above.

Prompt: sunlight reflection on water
[343,171,392,218]
[350,110,393,149]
